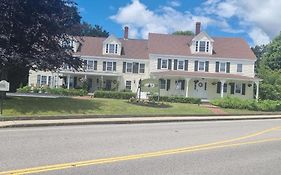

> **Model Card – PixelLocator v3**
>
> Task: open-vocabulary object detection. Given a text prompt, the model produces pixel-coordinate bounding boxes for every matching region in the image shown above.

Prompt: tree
[0,0,83,90]
[70,22,109,37]
[251,45,267,72]
[0,0,82,75]
[172,31,194,36]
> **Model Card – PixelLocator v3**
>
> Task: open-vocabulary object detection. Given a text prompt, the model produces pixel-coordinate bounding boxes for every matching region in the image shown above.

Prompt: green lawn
[1,97,213,117]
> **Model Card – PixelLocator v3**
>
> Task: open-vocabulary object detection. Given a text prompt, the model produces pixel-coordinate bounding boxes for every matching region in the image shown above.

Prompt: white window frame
[159,79,166,89]
[41,76,47,85]
[140,63,145,73]
[235,83,242,94]
[86,60,94,70]
[198,61,205,71]
[161,59,168,69]
[220,62,226,73]
[178,60,184,70]
[126,62,133,73]
[199,41,206,52]
[106,62,113,71]
[125,80,132,90]
[237,64,243,72]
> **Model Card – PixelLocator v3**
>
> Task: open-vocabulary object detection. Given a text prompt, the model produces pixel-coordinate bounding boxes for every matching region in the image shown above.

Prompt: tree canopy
[70,22,109,37]
[0,0,82,74]
[172,31,194,36]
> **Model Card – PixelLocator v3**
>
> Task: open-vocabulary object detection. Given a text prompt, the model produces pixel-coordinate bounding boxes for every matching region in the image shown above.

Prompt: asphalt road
[1,119,281,175]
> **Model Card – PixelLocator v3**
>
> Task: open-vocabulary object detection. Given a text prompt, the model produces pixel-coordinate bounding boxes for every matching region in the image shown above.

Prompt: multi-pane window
[220,62,226,72]
[199,41,206,52]
[161,59,168,69]
[235,83,242,93]
[199,61,205,71]
[178,60,184,70]
[223,83,227,93]
[195,41,199,52]
[41,76,47,85]
[87,60,94,70]
[37,75,41,85]
[140,64,145,73]
[107,62,113,71]
[237,64,243,72]
[206,41,209,52]
[126,63,133,72]
[159,79,166,89]
[126,81,132,90]
[103,61,116,72]
[106,44,118,54]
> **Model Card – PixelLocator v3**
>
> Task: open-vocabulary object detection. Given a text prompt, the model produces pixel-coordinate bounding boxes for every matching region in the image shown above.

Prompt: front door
[194,80,208,99]
[105,80,112,90]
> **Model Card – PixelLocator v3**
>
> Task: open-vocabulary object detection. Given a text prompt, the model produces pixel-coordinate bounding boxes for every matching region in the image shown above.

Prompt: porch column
[67,75,70,89]
[255,81,259,101]
[220,80,226,98]
[185,78,191,97]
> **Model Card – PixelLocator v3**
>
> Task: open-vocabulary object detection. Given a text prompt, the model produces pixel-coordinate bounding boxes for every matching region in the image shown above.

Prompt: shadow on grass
[3,97,102,116]
[127,101,172,108]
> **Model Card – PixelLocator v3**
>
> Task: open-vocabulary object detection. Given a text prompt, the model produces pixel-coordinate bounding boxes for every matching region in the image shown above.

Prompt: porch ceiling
[59,71,121,77]
[151,71,261,81]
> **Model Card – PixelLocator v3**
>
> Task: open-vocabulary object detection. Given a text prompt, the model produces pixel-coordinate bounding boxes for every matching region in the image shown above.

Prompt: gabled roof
[102,35,121,45]
[74,36,149,60]
[148,33,256,60]
[192,31,214,42]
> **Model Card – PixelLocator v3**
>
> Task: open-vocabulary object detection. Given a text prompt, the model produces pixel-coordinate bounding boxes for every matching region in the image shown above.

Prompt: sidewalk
[1,115,281,128]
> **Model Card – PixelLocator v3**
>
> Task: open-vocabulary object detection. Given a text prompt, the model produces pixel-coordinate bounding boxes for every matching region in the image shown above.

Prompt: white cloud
[168,0,181,7]
[249,27,271,46]
[110,0,213,39]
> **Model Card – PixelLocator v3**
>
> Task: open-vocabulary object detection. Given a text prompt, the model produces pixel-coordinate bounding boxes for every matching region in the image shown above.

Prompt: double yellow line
[1,125,281,175]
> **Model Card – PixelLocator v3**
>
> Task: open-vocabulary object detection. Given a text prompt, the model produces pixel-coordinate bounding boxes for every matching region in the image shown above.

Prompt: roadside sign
[0,80,9,91]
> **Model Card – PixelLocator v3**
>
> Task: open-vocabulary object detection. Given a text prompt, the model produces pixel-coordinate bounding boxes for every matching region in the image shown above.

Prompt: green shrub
[17,86,87,96]
[211,96,281,111]
[16,86,31,93]
[94,91,136,99]
[149,95,201,104]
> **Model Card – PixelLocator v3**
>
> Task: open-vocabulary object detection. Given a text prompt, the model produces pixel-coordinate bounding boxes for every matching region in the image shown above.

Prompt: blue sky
[75,0,281,46]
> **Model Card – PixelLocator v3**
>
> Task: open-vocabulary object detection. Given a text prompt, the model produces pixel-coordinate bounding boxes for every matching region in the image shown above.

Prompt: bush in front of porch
[17,86,88,96]
[211,96,281,112]
[149,96,201,105]
[94,90,136,99]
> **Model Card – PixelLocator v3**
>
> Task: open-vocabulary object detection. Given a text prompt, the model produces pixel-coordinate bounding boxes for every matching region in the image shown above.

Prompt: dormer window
[106,44,118,54]
[195,41,209,53]
[191,31,214,55]
[103,35,122,55]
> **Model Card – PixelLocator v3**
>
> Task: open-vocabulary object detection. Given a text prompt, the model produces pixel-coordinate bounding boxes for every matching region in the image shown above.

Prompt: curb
[1,116,281,128]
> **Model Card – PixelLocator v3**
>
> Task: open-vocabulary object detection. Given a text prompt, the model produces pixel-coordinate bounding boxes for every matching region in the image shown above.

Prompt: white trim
[73,55,149,62]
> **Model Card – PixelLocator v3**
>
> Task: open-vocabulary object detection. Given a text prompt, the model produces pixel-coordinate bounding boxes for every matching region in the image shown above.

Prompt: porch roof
[151,71,261,81]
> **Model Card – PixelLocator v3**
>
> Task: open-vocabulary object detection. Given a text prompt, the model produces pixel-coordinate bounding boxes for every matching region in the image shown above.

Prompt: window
[126,63,132,72]
[199,61,205,71]
[87,60,94,70]
[108,44,115,54]
[235,83,242,93]
[199,41,206,52]
[107,62,113,71]
[106,44,109,53]
[175,80,182,90]
[161,59,168,69]
[126,81,131,90]
[115,44,118,54]
[195,41,199,52]
[159,79,166,89]
[140,64,145,73]
[220,62,226,72]
[133,62,139,73]
[223,83,227,93]
[41,76,47,85]
[206,41,209,52]
[178,60,184,70]
[237,64,243,72]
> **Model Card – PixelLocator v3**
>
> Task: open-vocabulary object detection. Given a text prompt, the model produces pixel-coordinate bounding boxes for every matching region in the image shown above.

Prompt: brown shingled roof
[74,36,149,60]
[148,33,256,60]
[151,71,260,81]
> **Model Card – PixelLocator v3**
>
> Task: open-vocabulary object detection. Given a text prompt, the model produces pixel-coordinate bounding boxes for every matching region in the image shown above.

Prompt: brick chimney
[195,22,201,35]
[124,26,129,40]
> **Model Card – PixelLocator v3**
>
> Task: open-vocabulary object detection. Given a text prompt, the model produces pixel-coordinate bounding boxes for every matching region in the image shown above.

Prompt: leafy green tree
[251,45,266,72]
[172,31,194,36]
[70,22,109,37]
[0,0,83,90]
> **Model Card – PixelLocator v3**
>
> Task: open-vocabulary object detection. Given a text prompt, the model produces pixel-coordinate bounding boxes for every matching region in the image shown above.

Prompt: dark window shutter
[157,58,161,69]
[168,59,172,70]
[217,82,221,93]
[174,59,178,70]
[103,61,106,71]
[113,62,117,71]
[230,83,235,94]
[194,61,198,71]
[94,61,97,70]
[181,80,185,90]
[123,62,126,73]
[242,83,246,95]
[226,62,230,73]
[166,79,171,91]
[205,61,209,72]
[215,62,219,72]
[184,60,188,71]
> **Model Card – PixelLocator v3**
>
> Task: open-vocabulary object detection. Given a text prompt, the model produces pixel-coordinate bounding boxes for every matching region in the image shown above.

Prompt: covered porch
[151,71,261,100]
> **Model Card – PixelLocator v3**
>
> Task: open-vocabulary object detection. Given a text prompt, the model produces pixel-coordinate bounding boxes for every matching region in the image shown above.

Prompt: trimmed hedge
[211,96,281,112]
[16,86,87,96]
[94,91,136,99]
[149,96,201,104]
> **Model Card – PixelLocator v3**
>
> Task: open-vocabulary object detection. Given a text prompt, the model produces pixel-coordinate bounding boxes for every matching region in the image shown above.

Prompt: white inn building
[28,23,260,100]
